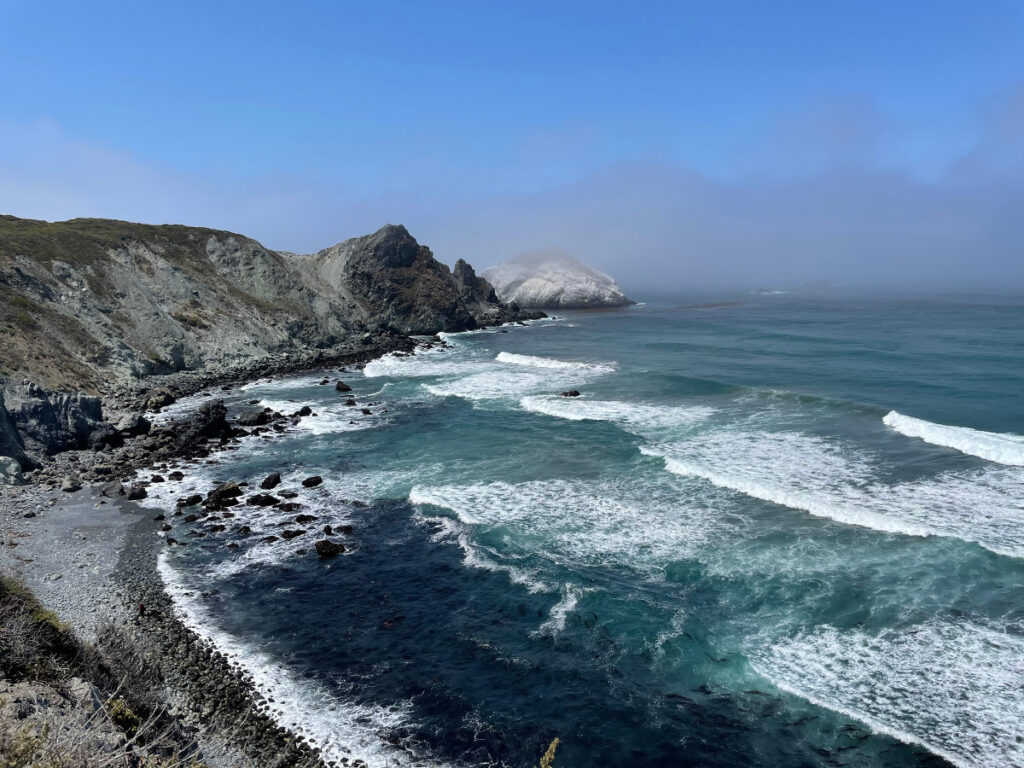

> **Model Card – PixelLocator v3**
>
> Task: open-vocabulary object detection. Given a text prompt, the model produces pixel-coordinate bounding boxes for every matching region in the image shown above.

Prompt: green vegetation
[107,697,141,737]
[0,574,80,682]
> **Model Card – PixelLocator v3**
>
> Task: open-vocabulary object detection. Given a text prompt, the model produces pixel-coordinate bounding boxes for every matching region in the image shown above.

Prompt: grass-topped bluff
[0,215,536,392]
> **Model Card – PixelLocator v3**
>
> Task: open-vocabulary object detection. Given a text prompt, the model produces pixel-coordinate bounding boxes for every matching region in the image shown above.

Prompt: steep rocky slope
[483,255,633,309]
[0,216,531,392]
[301,224,517,334]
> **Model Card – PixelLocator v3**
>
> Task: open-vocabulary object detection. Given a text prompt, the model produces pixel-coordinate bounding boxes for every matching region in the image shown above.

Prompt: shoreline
[1,333,437,768]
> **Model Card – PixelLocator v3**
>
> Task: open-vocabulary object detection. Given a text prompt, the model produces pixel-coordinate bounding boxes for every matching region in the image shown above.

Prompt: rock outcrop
[2,382,105,463]
[302,224,535,334]
[483,255,634,309]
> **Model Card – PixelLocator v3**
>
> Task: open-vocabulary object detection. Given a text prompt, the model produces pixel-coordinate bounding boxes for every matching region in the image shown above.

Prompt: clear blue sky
[2,1,1023,290]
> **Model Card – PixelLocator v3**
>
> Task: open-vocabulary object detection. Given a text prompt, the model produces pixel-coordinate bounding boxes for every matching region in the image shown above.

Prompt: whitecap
[643,431,1024,558]
[884,410,1024,466]
[520,395,713,436]
[495,351,616,374]
[752,619,1024,768]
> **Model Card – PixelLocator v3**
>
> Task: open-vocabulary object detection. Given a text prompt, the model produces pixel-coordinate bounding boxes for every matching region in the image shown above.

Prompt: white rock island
[483,256,634,309]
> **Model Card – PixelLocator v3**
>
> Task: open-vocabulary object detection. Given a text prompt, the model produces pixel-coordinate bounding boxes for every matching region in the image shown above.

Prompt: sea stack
[483,254,634,309]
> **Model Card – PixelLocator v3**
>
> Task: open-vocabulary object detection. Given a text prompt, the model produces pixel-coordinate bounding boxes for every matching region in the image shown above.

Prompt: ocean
[148,296,1024,768]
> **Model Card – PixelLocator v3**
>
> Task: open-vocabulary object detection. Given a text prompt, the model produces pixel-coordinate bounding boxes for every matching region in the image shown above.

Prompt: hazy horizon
[2,1,1023,294]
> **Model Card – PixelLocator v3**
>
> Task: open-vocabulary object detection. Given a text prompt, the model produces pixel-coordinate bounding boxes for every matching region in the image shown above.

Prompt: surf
[884,410,1024,466]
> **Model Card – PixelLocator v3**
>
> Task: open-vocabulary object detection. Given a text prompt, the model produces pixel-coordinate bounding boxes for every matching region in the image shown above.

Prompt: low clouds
[1,90,1023,295]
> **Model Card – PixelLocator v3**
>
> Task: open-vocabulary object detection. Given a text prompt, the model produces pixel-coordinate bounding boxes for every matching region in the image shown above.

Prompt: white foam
[409,475,731,576]
[422,370,550,402]
[158,556,450,767]
[643,431,1024,558]
[495,351,616,374]
[884,410,1024,466]
[520,395,713,436]
[533,584,582,637]
[362,346,481,379]
[416,513,552,593]
[752,620,1024,768]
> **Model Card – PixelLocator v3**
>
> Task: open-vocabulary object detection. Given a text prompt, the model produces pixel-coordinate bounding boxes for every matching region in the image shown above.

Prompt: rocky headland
[483,254,634,309]
[0,215,541,477]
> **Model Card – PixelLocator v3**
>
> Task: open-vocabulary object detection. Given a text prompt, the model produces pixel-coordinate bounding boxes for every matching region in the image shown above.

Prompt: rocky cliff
[300,224,519,334]
[0,215,537,477]
[0,216,532,392]
[483,255,633,309]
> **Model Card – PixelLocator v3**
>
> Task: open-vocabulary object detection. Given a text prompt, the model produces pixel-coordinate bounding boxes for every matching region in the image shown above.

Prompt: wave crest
[884,410,1024,466]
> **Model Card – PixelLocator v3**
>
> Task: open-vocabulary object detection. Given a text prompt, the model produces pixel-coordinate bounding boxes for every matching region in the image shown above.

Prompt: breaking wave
[752,619,1024,768]
[642,431,1024,558]
[884,410,1024,466]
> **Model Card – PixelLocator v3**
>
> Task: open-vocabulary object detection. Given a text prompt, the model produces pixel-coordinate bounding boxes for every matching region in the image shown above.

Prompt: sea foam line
[884,410,1024,467]
[495,351,616,374]
[157,556,451,768]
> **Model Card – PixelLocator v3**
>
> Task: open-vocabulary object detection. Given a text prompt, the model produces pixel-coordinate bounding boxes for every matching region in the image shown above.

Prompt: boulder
[301,475,323,488]
[89,423,124,451]
[126,484,148,500]
[178,493,203,507]
[0,456,24,486]
[260,472,282,489]
[560,390,581,398]
[236,408,270,427]
[246,493,279,507]
[315,539,344,558]
[60,476,81,493]
[116,413,151,436]
[0,392,29,469]
[4,382,104,459]
[294,514,319,524]
[205,482,243,508]
[335,381,352,392]
[146,390,176,411]
[280,529,305,540]
[100,480,125,498]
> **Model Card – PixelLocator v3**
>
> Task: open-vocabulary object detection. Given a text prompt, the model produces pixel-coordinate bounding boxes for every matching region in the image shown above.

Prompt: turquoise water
[155,297,1024,768]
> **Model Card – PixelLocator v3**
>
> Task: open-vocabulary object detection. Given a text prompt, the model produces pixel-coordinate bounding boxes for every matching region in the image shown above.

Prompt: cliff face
[483,256,634,309]
[301,224,524,334]
[0,216,532,392]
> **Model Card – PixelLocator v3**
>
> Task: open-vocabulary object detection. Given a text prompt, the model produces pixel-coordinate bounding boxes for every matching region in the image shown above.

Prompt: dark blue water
[154,296,1024,768]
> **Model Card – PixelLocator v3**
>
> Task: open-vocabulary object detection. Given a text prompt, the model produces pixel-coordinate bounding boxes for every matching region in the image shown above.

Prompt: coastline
[0,333,433,768]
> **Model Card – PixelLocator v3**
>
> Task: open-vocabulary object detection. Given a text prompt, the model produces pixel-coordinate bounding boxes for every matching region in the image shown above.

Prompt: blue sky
[2,1,1023,290]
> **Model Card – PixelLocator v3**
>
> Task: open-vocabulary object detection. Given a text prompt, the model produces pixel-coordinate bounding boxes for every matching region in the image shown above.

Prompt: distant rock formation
[483,255,633,309]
